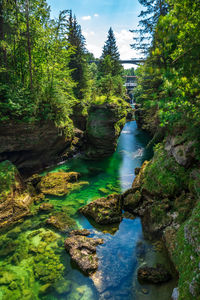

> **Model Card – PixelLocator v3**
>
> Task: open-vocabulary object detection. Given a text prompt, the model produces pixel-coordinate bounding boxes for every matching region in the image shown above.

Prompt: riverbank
[132,105,200,300]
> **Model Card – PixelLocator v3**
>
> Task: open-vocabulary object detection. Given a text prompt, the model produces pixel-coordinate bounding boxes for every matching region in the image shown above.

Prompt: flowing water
[0,121,177,300]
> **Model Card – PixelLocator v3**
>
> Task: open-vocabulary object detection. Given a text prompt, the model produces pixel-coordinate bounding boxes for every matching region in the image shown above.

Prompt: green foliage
[134,0,200,148]
[0,161,17,196]
[142,144,187,197]
[0,3,127,131]
[99,27,123,77]
[67,11,89,100]
[0,1,76,135]
[123,68,135,76]
[130,0,168,53]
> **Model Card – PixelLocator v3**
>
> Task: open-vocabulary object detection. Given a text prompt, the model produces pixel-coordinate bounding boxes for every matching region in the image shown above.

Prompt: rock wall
[122,142,200,299]
[85,104,126,158]
[0,121,84,174]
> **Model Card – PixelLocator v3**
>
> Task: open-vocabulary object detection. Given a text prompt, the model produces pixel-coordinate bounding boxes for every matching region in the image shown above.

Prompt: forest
[0,0,200,299]
[134,0,200,144]
[0,1,126,136]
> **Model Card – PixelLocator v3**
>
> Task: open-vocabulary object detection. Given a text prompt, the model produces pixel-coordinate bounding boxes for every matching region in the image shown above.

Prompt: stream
[0,121,177,300]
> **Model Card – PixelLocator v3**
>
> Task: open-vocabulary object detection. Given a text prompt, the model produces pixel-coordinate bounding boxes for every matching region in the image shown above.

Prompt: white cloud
[84,29,141,68]
[94,14,99,17]
[87,44,102,58]
[81,15,91,21]
[114,29,141,67]
[83,31,95,38]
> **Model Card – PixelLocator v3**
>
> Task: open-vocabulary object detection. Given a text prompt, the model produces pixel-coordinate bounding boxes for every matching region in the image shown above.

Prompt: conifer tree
[130,0,168,53]
[67,11,89,100]
[99,27,122,77]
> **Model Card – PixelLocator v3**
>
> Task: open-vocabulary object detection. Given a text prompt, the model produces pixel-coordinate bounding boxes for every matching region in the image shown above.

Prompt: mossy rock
[79,194,122,225]
[123,189,142,212]
[46,212,77,232]
[142,145,188,197]
[171,201,200,300]
[37,171,80,196]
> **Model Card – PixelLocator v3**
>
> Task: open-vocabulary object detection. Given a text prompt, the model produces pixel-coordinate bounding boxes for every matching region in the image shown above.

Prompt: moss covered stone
[142,145,187,197]
[37,171,81,196]
[79,194,122,224]
[46,212,77,232]
[170,202,200,300]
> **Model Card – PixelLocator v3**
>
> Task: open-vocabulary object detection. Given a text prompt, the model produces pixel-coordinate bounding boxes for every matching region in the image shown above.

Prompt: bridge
[89,59,145,65]
[120,59,145,65]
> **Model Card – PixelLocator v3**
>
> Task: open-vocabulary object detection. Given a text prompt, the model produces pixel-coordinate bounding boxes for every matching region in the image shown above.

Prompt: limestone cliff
[0,121,84,174]
[85,103,127,158]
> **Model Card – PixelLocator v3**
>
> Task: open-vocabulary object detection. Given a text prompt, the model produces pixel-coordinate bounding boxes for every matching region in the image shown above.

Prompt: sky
[47,0,143,69]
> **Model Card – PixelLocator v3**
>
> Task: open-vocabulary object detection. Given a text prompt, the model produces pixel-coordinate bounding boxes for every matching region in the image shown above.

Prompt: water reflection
[36,121,175,299]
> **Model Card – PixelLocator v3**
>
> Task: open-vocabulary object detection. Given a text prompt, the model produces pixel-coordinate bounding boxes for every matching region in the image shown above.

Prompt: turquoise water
[0,121,176,299]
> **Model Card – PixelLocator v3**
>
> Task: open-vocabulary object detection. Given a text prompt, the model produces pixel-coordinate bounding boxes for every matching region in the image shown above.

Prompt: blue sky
[47,0,143,68]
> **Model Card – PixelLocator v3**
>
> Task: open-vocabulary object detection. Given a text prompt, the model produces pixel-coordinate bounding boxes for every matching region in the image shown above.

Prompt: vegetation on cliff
[131,0,200,298]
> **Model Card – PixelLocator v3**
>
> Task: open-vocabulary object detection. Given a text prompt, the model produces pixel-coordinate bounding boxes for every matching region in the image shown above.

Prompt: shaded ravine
[42,121,177,299]
[0,121,177,300]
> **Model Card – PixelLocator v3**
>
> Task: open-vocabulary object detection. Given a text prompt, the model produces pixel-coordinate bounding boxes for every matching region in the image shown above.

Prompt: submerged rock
[65,235,104,275]
[69,229,91,236]
[79,194,122,224]
[37,171,80,196]
[46,212,77,232]
[39,203,54,211]
[137,264,171,284]
[54,278,71,295]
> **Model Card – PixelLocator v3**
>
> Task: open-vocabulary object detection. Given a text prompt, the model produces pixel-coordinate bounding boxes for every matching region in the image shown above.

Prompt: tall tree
[99,27,122,76]
[67,11,89,100]
[130,0,168,54]
[25,0,33,89]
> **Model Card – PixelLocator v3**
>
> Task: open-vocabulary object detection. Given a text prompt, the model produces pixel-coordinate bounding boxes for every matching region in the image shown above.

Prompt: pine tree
[130,0,168,54]
[67,11,89,100]
[99,27,122,77]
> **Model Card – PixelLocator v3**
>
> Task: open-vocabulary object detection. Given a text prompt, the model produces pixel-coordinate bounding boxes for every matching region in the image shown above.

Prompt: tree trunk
[25,0,33,89]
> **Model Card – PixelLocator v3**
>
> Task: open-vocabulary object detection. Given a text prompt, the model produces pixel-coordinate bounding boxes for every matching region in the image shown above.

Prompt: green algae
[0,228,65,299]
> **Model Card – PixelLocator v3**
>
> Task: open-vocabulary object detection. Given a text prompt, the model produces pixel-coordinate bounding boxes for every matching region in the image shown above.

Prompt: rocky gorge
[0,102,187,300]
[0,101,131,174]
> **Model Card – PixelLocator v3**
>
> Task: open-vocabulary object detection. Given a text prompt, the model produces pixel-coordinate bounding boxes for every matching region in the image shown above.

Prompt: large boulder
[165,135,196,167]
[85,103,126,158]
[37,171,84,196]
[79,194,122,224]
[65,232,104,275]
[122,188,142,213]
[137,264,171,284]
